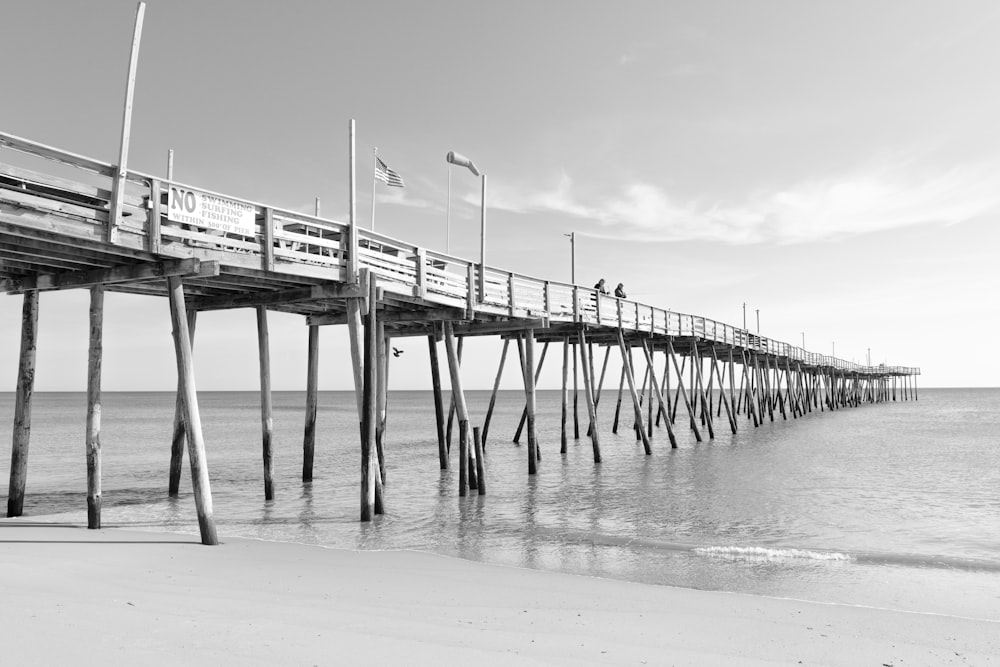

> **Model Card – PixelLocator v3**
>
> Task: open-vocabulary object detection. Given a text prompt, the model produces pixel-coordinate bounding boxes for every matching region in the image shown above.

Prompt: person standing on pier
[595,278,609,294]
[615,283,627,299]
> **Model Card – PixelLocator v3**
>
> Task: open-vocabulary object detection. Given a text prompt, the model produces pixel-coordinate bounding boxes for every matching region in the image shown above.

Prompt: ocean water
[2,387,998,621]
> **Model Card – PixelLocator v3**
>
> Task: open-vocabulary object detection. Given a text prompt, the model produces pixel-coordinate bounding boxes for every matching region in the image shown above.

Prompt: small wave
[693,545,854,562]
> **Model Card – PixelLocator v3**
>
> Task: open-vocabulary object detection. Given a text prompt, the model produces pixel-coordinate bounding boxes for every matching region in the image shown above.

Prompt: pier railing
[0,131,919,378]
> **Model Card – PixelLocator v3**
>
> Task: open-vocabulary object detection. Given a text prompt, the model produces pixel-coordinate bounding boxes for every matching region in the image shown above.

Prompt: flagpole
[446,165,451,254]
[371,146,378,232]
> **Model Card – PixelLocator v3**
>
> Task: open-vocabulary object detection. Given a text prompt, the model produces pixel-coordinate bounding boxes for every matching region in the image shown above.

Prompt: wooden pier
[1,129,920,545]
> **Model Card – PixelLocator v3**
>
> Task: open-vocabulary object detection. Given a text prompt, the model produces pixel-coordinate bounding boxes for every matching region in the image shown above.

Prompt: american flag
[374,157,405,187]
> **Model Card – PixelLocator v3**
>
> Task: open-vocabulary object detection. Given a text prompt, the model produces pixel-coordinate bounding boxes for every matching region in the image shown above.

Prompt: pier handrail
[0,130,920,377]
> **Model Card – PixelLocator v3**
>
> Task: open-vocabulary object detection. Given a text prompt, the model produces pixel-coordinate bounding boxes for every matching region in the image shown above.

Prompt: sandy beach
[1,519,995,666]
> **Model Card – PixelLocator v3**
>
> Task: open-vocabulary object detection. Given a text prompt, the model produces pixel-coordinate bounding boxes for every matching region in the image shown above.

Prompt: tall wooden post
[446,337,464,451]
[666,339,702,442]
[443,322,471,494]
[375,321,388,484]
[166,277,218,545]
[611,365,626,434]
[481,338,509,450]
[7,290,38,518]
[360,276,379,519]
[572,341,579,439]
[578,330,601,462]
[168,308,196,496]
[514,342,549,442]
[560,337,570,453]
[690,343,715,439]
[256,306,275,501]
[523,330,540,471]
[86,286,104,529]
[473,426,486,495]
[711,347,738,434]
[108,2,145,245]
[642,338,677,449]
[428,331,448,468]
[302,324,319,483]
[617,329,651,455]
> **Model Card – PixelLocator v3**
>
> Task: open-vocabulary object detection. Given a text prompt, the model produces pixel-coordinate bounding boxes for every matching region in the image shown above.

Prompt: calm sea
[2,388,998,620]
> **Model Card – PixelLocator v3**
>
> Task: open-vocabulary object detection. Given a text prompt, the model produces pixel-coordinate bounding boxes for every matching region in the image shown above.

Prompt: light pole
[756,309,760,333]
[832,341,835,358]
[564,232,576,283]
[742,302,746,330]
[445,151,480,256]
[801,332,805,349]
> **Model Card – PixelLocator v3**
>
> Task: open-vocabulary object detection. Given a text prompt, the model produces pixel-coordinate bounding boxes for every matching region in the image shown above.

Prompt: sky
[2,0,998,391]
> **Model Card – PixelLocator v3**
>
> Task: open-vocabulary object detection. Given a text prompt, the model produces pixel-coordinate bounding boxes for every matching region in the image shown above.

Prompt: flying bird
[392,347,404,357]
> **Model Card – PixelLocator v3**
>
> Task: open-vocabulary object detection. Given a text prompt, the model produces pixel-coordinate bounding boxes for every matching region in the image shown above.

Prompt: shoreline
[2,519,996,665]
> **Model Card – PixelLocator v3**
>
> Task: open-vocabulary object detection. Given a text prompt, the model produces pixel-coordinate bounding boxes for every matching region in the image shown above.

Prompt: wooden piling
[427,331,448,469]
[481,338,509,450]
[578,330,601,462]
[473,426,486,495]
[514,342,549,442]
[6,292,41,517]
[560,337,570,453]
[443,321,473,493]
[572,341,580,439]
[302,324,319,483]
[360,281,378,520]
[524,330,540,471]
[168,308,196,496]
[375,320,388,484]
[166,276,218,545]
[711,347,738,434]
[617,330,651,455]
[641,338,677,449]
[446,337,464,451]
[612,365,626,434]
[690,343,715,439]
[666,339,702,442]
[256,305,275,501]
[86,285,104,529]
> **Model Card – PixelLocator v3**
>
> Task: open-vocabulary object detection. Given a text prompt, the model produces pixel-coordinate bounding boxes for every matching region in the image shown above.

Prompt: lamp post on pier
[756,309,760,333]
[564,232,576,283]
[801,332,805,349]
[742,302,746,330]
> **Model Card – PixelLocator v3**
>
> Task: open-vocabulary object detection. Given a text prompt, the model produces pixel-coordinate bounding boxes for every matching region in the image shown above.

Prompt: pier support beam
[617,330,651,455]
[667,339,702,442]
[302,324,319,483]
[523,330,540,472]
[168,308,196,496]
[6,290,38,518]
[578,330,601,462]
[86,285,104,529]
[427,331,448,468]
[642,339,677,448]
[560,337,570,453]
[443,321,471,494]
[166,276,218,545]
[360,279,378,518]
[482,338,509,451]
[256,306,275,501]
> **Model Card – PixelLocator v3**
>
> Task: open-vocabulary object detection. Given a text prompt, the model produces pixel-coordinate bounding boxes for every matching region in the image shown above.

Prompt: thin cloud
[375,188,436,210]
[489,159,1000,245]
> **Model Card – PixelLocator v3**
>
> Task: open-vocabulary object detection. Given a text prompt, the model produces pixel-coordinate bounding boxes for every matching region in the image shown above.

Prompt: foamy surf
[693,545,854,562]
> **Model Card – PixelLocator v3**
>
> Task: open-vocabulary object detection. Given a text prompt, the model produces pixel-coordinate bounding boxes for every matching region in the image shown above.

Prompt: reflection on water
[1,389,999,619]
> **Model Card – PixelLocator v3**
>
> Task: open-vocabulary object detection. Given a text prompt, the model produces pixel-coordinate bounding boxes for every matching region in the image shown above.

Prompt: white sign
[167,186,257,237]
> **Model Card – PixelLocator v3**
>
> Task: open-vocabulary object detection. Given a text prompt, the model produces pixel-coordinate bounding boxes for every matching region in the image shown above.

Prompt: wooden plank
[0,257,220,293]
[195,282,363,312]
